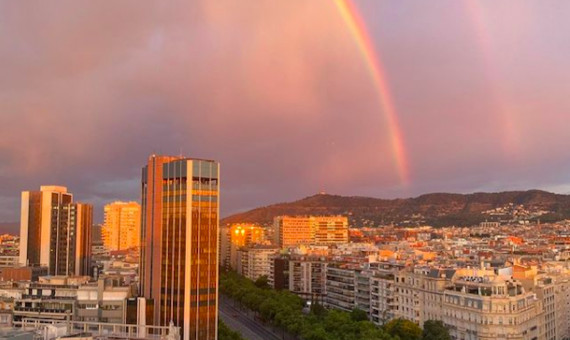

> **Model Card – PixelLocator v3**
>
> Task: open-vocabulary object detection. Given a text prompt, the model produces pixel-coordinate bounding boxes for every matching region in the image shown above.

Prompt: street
[219,297,283,340]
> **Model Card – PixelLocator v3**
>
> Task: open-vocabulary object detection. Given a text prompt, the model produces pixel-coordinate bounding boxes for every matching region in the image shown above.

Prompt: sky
[1,0,570,223]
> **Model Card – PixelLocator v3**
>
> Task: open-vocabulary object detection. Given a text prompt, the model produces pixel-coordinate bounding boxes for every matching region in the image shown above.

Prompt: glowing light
[334,0,410,184]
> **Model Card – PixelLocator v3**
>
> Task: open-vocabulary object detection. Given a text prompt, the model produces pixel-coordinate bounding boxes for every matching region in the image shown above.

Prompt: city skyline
[2,1,570,224]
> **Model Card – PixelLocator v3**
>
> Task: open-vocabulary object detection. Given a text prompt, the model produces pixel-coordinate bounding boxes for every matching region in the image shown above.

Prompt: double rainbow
[334,0,410,184]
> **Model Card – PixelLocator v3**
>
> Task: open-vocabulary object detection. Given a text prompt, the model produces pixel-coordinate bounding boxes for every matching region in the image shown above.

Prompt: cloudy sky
[1,1,570,223]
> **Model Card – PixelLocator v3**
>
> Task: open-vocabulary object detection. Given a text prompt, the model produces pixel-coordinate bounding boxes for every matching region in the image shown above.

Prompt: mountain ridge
[221,190,570,227]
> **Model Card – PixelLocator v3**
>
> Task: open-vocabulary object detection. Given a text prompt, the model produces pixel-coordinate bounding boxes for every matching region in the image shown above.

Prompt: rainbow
[464,0,520,158]
[334,0,410,184]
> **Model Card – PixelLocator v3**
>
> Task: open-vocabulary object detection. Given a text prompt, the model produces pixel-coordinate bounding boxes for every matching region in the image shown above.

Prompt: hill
[221,190,570,227]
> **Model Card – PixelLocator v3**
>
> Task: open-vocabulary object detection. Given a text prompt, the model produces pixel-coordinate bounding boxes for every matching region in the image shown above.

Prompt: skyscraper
[19,186,92,276]
[140,155,219,340]
[102,201,141,251]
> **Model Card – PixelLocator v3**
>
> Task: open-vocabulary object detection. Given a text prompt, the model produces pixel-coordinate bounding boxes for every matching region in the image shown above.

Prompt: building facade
[274,216,348,248]
[19,186,92,276]
[102,202,141,251]
[219,224,264,270]
[288,256,328,301]
[140,155,219,340]
[236,246,278,281]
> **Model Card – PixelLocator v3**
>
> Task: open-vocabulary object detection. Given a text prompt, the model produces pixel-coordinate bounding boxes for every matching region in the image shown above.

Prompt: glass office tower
[140,155,219,340]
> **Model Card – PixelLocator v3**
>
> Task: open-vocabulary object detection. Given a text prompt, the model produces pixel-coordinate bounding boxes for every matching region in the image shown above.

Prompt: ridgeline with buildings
[221,190,570,228]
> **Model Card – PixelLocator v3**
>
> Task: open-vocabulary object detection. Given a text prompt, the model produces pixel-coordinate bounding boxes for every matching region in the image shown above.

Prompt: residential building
[312,216,349,245]
[274,216,348,248]
[13,276,90,323]
[288,256,328,301]
[236,245,278,281]
[325,264,356,312]
[0,266,47,282]
[269,257,289,290]
[442,268,542,340]
[19,186,92,276]
[76,277,133,324]
[220,224,264,270]
[140,155,219,340]
[102,202,141,251]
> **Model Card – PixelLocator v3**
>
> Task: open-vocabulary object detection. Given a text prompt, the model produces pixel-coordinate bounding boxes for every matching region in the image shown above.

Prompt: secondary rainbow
[334,0,410,184]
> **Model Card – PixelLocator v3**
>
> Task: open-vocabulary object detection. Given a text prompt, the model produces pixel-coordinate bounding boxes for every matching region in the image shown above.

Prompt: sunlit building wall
[140,155,219,340]
[274,216,313,248]
[312,216,349,244]
[19,186,92,276]
[219,224,264,270]
[229,224,263,270]
[274,216,349,248]
[102,201,141,251]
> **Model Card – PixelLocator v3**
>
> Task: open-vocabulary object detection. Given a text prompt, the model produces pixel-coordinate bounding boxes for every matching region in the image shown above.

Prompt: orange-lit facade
[19,186,92,276]
[274,216,349,248]
[312,216,348,244]
[102,201,141,251]
[225,224,264,270]
[140,155,219,340]
[274,216,313,248]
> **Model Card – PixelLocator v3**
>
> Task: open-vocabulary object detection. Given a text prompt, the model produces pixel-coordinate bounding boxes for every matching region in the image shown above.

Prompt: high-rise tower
[19,186,92,276]
[102,201,141,251]
[140,155,219,340]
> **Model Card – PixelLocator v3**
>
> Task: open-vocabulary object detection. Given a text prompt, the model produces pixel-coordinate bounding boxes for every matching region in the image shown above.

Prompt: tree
[422,320,451,340]
[218,320,245,340]
[384,319,422,340]
[350,308,369,322]
[310,301,328,319]
[254,275,270,289]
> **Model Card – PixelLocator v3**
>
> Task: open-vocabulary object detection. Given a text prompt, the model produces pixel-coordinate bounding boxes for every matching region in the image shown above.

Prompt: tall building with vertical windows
[19,186,92,276]
[140,155,219,340]
[102,201,141,251]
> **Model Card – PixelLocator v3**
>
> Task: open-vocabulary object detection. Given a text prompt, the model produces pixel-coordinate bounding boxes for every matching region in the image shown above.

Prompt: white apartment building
[325,265,357,312]
[288,257,328,301]
[442,268,542,340]
[237,246,279,281]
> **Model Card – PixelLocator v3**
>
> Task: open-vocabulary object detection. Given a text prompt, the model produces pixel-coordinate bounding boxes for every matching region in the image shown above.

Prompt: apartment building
[442,268,542,340]
[76,277,132,323]
[13,276,133,325]
[370,271,396,325]
[393,267,455,327]
[236,245,278,281]
[269,257,289,290]
[325,264,357,312]
[274,216,348,248]
[288,256,328,301]
[220,224,264,270]
[13,276,89,323]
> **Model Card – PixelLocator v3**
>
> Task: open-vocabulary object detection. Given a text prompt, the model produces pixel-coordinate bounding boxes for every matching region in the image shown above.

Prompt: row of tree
[219,271,450,340]
[218,320,245,340]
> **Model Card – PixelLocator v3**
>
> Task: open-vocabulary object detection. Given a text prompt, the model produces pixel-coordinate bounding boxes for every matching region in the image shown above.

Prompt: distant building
[19,186,92,276]
[0,266,47,282]
[274,216,348,248]
[236,245,278,281]
[102,202,141,251]
[269,257,289,290]
[13,276,133,325]
[289,256,328,301]
[220,224,264,270]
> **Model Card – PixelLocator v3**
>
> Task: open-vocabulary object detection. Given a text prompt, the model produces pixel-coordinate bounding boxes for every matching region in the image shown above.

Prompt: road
[218,297,283,340]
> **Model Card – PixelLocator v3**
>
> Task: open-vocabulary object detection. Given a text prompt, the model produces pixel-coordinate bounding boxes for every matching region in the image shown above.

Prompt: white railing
[15,319,180,340]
